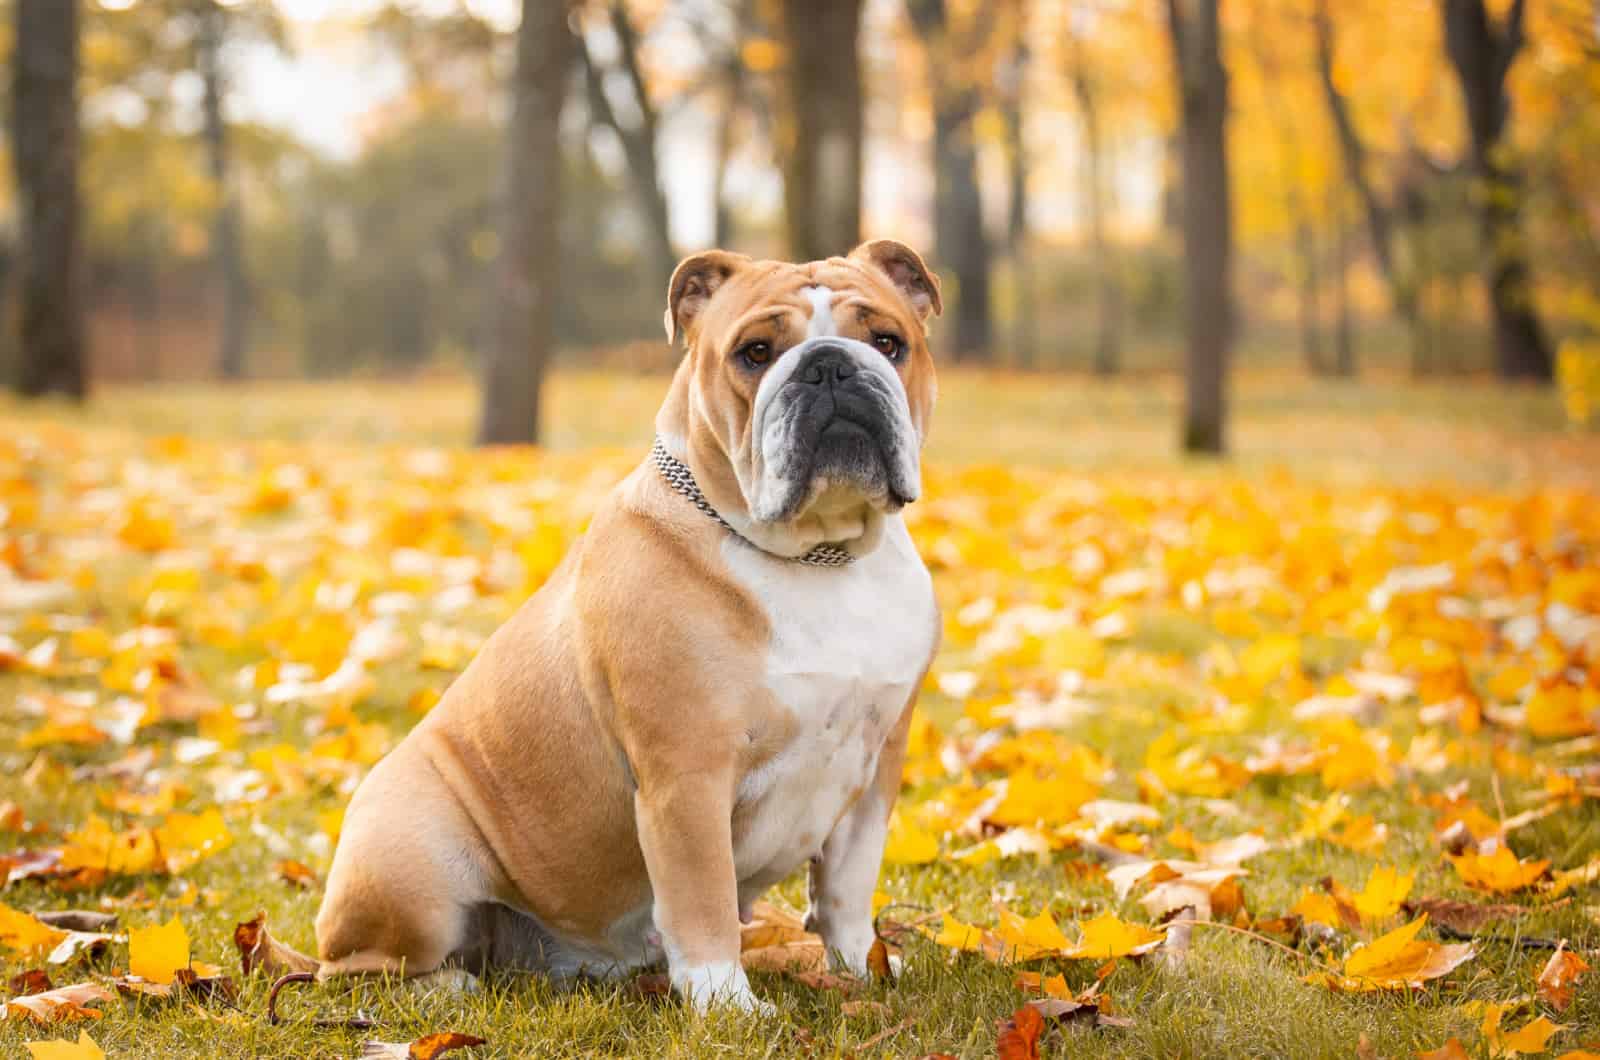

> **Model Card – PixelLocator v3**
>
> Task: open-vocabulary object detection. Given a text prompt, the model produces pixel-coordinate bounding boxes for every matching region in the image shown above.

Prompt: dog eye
[737,341,772,367]
[871,332,905,360]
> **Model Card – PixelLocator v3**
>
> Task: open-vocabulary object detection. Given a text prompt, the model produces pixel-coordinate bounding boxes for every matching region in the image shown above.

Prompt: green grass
[2,371,1598,1058]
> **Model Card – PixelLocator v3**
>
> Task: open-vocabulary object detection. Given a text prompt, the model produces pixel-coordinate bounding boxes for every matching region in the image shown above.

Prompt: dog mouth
[762,399,916,522]
[749,339,922,527]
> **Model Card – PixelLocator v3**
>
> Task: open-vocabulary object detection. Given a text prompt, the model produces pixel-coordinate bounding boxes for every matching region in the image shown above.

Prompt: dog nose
[796,345,858,386]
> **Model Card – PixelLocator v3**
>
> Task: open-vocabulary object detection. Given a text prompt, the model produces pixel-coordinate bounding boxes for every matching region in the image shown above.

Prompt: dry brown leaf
[8,969,53,996]
[1536,943,1590,1012]
[111,966,237,1004]
[631,972,670,1000]
[3,981,116,1025]
[233,911,319,977]
[273,859,320,890]
[841,999,890,1019]
[1402,898,1526,935]
[996,1005,1045,1060]
[867,937,894,980]
[790,969,864,993]
[33,913,116,934]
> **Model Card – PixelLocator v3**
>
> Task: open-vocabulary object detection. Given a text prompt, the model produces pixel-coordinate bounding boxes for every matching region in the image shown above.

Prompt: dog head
[655,240,941,559]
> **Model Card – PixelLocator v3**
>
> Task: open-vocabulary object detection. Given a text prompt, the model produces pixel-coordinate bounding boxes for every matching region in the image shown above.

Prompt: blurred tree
[1442,0,1553,381]
[1244,0,1326,376]
[709,0,762,248]
[479,0,573,445]
[1165,0,1231,454]
[577,1,675,288]
[776,0,862,262]
[1312,0,1450,375]
[10,0,85,398]
[196,2,288,379]
[1063,3,1121,377]
[907,0,992,361]
[996,0,1033,367]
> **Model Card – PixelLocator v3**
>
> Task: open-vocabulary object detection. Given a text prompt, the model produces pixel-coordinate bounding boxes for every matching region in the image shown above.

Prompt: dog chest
[721,520,936,880]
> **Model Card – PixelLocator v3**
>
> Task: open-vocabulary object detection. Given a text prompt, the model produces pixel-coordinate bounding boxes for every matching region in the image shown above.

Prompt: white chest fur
[720,517,937,891]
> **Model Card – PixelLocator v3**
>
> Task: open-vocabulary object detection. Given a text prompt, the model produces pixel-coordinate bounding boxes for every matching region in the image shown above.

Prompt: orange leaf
[996,1005,1045,1060]
[4,982,116,1025]
[1536,944,1589,1012]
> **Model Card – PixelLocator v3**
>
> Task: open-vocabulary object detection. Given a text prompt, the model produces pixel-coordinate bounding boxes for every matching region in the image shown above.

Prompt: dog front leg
[805,703,914,977]
[634,772,767,1014]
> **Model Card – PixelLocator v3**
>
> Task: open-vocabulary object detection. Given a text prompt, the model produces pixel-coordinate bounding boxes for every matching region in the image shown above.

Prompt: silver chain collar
[649,437,856,567]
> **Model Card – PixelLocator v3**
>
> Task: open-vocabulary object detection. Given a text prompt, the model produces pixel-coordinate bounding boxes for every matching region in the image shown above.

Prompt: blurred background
[1,0,1598,457]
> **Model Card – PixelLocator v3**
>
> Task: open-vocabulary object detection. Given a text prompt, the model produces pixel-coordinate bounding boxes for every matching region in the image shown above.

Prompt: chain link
[650,438,856,567]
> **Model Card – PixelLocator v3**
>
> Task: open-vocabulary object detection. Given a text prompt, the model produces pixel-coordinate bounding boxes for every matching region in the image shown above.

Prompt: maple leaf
[1307,915,1474,992]
[22,1031,105,1060]
[1481,1003,1566,1057]
[1415,1040,1471,1060]
[128,917,190,985]
[1351,866,1414,922]
[922,914,988,953]
[994,905,1072,962]
[1060,913,1166,960]
[0,904,69,960]
[995,1005,1045,1060]
[1448,845,1552,893]
[1525,681,1598,739]
[881,814,939,865]
[1535,943,1589,1012]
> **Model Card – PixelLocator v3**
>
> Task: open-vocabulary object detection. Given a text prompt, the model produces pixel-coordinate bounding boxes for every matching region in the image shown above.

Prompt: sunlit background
[1,0,1599,434]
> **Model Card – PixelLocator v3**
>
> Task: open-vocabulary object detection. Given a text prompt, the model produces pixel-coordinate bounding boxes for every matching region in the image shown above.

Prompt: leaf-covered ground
[1,374,1598,1059]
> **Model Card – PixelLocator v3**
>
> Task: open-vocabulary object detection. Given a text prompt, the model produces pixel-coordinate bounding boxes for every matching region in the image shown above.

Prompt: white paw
[407,967,480,996]
[671,961,776,1017]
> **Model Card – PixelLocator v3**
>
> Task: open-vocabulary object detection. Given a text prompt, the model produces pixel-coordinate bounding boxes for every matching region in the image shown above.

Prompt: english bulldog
[313,239,944,1012]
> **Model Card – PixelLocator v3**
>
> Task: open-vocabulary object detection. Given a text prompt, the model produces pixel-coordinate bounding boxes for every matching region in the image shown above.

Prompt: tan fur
[315,241,940,1004]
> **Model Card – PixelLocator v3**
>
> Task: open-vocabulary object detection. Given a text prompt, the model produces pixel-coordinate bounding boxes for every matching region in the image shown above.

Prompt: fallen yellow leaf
[129,916,190,984]
[23,1031,105,1060]
[1448,845,1551,893]
[1308,915,1474,992]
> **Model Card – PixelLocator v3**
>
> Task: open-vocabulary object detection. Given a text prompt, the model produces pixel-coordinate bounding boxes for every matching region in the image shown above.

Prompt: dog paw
[672,961,775,1017]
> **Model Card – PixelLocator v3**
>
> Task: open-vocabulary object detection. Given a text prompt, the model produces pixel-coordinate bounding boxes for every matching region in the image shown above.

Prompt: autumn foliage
[1,417,1598,1057]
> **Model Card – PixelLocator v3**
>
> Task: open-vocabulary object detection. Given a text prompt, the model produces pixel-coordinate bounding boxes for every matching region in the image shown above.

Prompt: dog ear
[665,250,751,345]
[849,239,943,321]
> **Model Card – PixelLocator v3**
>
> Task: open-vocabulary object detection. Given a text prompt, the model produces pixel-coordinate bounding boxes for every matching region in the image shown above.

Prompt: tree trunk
[197,1,248,380]
[777,0,863,262]
[11,0,86,399]
[1330,185,1356,378]
[579,2,675,287]
[1068,44,1120,377]
[1166,0,1231,455]
[1294,219,1323,375]
[478,0,572,446]
[999,27,1033,368]
[908,0,992,361]
[710,9,749,249]
[1441,0,1552,380]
